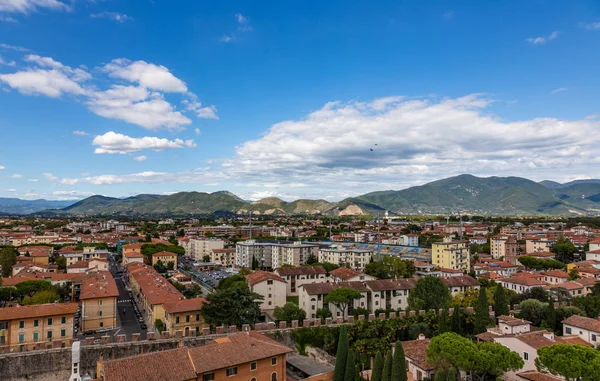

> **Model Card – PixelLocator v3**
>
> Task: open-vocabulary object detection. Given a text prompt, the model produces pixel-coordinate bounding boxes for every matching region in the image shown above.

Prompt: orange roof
[163,298,206,314]
[541,270,568,278]
[245,270,286,286]
[123,251,144,258]
[151,251,177,257]
[128,263,184,305]
[80,271,119,300]
[0,302,78,320]
[329,267,362,280]
[501,276,547,287]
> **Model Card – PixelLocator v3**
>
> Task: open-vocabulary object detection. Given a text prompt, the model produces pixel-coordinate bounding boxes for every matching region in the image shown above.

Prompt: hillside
[22,174,600,217]
[0,198,75,215]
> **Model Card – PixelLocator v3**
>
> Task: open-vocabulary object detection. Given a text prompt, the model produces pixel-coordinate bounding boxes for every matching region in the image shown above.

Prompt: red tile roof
[442,276,480,288]
[80,271,119,300]
[501,276,547,287]
[329,267,362,280]
[163,298,206,314]
[151,251,177,258]
[517,371,563,381]
[562,315,600,332]
[276,266,327,276]
[402,338,433,370]
[245,270,286,286]
[0,302,78,320]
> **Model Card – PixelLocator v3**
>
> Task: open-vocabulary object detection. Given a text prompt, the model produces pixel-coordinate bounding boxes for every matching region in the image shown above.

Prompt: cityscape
[1,1,600,381]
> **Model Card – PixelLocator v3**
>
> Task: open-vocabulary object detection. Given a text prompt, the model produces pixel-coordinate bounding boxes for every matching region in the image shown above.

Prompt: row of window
[18,329,67,342]
[202,358,279,381]
[174,314,201,324]
[19,317,67,329]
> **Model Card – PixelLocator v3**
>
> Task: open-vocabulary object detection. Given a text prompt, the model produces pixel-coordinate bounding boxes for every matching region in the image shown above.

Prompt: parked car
[140,323,147,330]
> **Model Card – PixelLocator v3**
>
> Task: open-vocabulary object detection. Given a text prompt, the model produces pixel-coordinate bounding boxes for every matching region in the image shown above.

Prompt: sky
[0,0,599,202]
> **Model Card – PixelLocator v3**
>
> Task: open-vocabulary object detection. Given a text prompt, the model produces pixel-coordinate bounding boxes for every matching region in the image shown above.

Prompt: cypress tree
[544,301,556,333]
[354,365,361,381]
[371,352,384,381]
[493,284,509,317]
[474,286,490,334]
[434,369,447,381]
[344,349,357,381]
[447,367,457,381]
[382,351,392,381]
[450,304,463,335]
[437,308,449,335]
[334,326,350,381]
[391,341,407,381]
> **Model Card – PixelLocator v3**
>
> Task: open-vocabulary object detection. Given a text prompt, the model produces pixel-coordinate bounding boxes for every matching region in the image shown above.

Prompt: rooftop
[80,271,119,300]
[276,266,327,276]
[245,270,287,286]
[562,314,600,332]
[0,302,78,320]
[329,267,362,280]
[402,338,433,370]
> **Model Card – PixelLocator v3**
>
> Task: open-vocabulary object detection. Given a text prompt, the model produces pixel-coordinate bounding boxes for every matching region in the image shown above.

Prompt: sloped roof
[562,314,600,332]
[276,266,327,276]
[245,270,286,286]
[0,302,78,320]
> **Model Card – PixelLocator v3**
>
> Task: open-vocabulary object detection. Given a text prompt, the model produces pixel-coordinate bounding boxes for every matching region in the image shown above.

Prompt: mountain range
[4,175,600,216]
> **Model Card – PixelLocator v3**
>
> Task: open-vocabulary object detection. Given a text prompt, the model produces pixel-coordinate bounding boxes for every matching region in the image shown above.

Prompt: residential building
[245,270,287,311]
[364,278,416,311]
[402,336,435,381]
[271,242,319,268]
[236,241,275,269]
[589,238,600,252]
[540,270,568,285]
[162,298,206,336]
[586,249,600,261]
[151,251,178,268]
[441,276,480,295]
[413,261,441,278]
[210,248,236,267]
[67,258,110,274]
[318,247,374,271]
[122,243,144,265]
[96,332,293,381]
[490,236,519,264]
[80,272,119,332]
[274,266,329,296]
[0,302,78,350]
[181,238,224,261]
[11,235,60,246]
[500,275,547,294]
[431,240,470,272]
[329,267,375,283]
[525,238,552,254]
[562,315,600,345]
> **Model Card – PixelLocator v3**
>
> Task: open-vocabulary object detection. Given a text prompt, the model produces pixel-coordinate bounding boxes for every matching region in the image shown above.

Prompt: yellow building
[0,302,78,350]
[151,251,178,268]
[122,243,144,265]
[163,298,206,335]
[79,272,119,332]
[432,239,470,272]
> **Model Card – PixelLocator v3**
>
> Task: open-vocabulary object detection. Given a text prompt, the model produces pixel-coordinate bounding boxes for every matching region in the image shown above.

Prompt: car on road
[140,323,147,330]
[138,317,144,323]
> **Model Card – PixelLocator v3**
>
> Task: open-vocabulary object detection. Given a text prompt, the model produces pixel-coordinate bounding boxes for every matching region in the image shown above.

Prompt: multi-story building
[317,247,374,271]
[151,251,178,268]
[236,241,275,269]
[525,237,552,254]
[490,236,519,264]
[271,242,319,268]
[562,315,600,345]
[431,239,470,272]
[181,238,224,261]
[0,302,78,350]
[122,243,144,265]
[96,332,293,381]
[245,270,287,311]
[274,266,328,296]
[79,272,118,332]
[329,267,376,283]
[11,235,60,246]
[210,248,236,267]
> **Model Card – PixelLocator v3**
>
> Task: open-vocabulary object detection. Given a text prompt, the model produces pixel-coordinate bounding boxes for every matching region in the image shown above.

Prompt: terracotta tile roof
[0,302,78,320]
[100,347,196,381]
[364,278,417,291]
[339,281,369,292]
[442,276,480,288]
[439,267,464,274]
[475,331,498,342]
[151,251,177,258]
[276,266,327,276]
[516,330,590,349]
[501,276,547,287]
[578,267,600,275]
[189,332,293,374]
[80,271,119,300]
[123,251,144,259]
[548,281,584,291]
[528,251,555,258]
[211,248,236,254]
[497,315,531,326]
[541,270,568,278]
[163,297,206,314]
[562,315,600,332]
[574,278,598,286]
[245,270,286,286]
[128,263,185,305]
[402,338,433,370]
[586,249,600,254]
[300,282,338,295]
[329,267,362,280]
[517,371,563,381]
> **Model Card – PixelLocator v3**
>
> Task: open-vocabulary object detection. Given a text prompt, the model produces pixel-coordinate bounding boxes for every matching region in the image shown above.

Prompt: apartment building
[562,315,600,345]
[67,258,110,274]
[317,247,374,271]
[180,238,224,261]
[525,237,552,254]
[151,251,178,268]
[274,266,328,296]
[210,248,236,267]
[431,239,470,272]
[490,236,519,264]
[96,332,293,381]
[271,242,319,268]
[79,272,118,332]
[245,270,287,311]
[500,275,547,294]
[0,302,78,350]
[236,241,275,269]
[162,298,206,336]
[329,267,376,283]
[11,235,60,246]
[122,243,144,265]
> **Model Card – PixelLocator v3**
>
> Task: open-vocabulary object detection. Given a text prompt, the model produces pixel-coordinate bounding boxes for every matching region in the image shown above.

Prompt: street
[109,258,148,340]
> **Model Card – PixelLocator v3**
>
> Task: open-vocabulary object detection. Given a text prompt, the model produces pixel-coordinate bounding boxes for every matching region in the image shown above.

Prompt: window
[250,361,257,371]
[18,333,24,343]
[47,331,53,339]
[61,329,66,337]
[34,319,39,327]
[176,316,180,324]
[565,327,572,334]
[19,321,24,329]
[186,315,190,323]
[100,322,104,327]
[226,367,237,377]
[48,318,53,326]
[271,357,277,365]
[33,332,39,341]
[202,372,214,381]
[61,316,66,324]
[267,280,273,285]
[196,314,200,321]
[271,372,277,381]
[99,300,103,305]
[592,334,597,342]
[99,311,102,317]
[523,352,529,361]
[251,378,257,381]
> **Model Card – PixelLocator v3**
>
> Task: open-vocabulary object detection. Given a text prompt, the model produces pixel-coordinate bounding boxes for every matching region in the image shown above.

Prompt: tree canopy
[551,237,577,263]
[325,288,362,317]
[274,302,306,323]
[518,256,566,271]
[408,277,451,311]
[536,344,600,381]
[364,257,415,279]
[201,286,263,327]
[473,286,490,334]
[334,326,350,381]
[0,247,17,278]
[493,284,509,317]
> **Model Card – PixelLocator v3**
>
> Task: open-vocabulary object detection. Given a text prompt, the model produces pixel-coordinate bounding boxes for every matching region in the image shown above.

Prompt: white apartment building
[181,238,224,261]
[271,242,319,269]
[245,270,287,311]
[275,266,329,296]
[318,247,374,271]
[236,241,275,269]
[562,315,600,345]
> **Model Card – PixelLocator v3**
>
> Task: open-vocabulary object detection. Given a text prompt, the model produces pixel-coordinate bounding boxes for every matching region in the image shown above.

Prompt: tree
[391,340,407,381]
[0,247,17,277]
[408,277,451,312]
[573,294,600,318]
[446,368,457,381]
[567,269,580,281]
[474,287,490,334]
[382,351,392,381]
[371,352,384,381]
[536,344,600,381]
[450,304,463,335]
[334,326,349,381]
[316,307,333,320]
[551,237,576,263]
[22,290,59,305]
[183,283,203,299]
[274,302,306,323]
[518,256,566,271]
[15,280,53,297]
[251,256,259,270]
[364,257,415,279]
[325,288,362,318]
[344,349,357,381]
[55,256,67,271]
[154,319,165,333]
[201,286,263,327]
[437,308,450,335]
[434,369,447,381]
[307,253,318,265]
[519,299,548,327]
[493,284,509,317]
[202,255,210,263]
[217,274,248,290]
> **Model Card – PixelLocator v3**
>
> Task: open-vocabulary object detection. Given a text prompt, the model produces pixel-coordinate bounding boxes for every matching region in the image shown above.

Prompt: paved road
[110,259,147,340]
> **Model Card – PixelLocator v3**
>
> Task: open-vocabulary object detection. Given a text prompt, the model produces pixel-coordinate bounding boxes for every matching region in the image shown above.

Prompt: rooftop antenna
[329,213,332,241]
[458,210,463,242]
[377,212,381,261]
[248,211,252,240]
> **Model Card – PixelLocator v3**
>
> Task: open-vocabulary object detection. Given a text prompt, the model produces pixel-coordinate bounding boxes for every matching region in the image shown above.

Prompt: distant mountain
[0,198,76,215]
[37,174,600,217]
[540,179,600,189]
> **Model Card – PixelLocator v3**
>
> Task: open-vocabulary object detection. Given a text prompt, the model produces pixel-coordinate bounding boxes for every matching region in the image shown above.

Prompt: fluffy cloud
[526,31,559,44]
[182,94,219,120]
[103,59,187,93]
[72,130,89,136]
[51,190,94,200]
[582,21,600,30]
[0,0,69,13]
[11,173,23,178]
[43,173,58,182]
[92,131,196,154]
[0,15,17,22]
[27,178,38,182]
[0,54,15,66]
[134,155,147,162]
[0,43,28,51]
[90,12,132,23]
[0,165,4,170]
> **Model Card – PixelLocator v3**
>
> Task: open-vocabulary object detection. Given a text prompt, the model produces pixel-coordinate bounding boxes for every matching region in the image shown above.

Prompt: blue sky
[0,0,599,201]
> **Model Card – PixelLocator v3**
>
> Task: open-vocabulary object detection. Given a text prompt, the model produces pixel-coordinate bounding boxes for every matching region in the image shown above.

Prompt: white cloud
[0,165,5,170]
[51,190,94,200]
[220,35,233,43]
[5,188,16,192]
[90,12,132,23]
[43,173,58,182]
[582,21,600,30]
[103,59,187,93]
[0,43,29,51]
[27,178,38,182]
[550,87,568,95]
[527,31,559,44]
[196,105,218,119]
[134,155,147,162]
[72,130,89,136]
[0,15,17,22]
[0,68,85,97]
[0,0,70,13]
[0,54,16,66]
[194,128,201,135]
[182,94,219,120]
[235,13,247,24]
[92,131,197,154]
[11,173,23,178]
